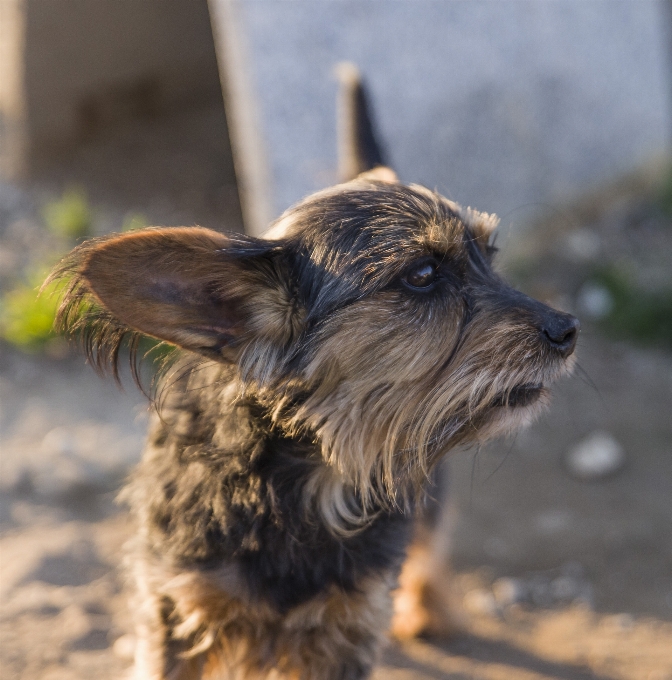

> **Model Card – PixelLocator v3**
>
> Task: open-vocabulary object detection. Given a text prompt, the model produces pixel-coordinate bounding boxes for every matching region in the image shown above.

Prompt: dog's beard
[283,334,575,534]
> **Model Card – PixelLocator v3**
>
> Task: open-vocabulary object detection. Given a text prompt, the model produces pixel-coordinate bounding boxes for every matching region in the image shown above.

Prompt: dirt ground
[1,106,671,679]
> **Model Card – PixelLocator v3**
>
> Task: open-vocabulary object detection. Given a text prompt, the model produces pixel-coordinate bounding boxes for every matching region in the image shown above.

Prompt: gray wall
[228,0,671,229]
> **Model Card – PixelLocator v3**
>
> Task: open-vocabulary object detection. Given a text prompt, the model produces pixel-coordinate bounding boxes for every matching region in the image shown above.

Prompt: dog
[49,66,578,679]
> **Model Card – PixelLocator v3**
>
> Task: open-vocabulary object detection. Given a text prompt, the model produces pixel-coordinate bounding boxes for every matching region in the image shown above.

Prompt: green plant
[0,267,64,350]
[658,162,672,218]
[42,187,93,239]
[590,266,672,348]
[122,212,148,232]
[2,193,163,357]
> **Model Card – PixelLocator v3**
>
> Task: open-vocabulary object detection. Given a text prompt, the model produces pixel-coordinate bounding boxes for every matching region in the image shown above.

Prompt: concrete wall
[211,0,672,234]
[1,0,223,179]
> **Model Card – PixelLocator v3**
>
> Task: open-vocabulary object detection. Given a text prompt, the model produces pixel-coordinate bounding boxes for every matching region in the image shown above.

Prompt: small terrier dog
[50,68,578,679]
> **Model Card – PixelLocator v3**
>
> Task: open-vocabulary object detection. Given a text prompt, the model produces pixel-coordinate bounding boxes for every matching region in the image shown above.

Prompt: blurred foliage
[0,267,64,351]
[0,186,91,350]
[41,187,93,239]
[122,212,148,232]
[1,190,169,370]
[590,266,672,348]
[658,163,672,218]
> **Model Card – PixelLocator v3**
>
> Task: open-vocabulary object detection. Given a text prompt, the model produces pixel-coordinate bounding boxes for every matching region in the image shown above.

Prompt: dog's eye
[402,260,439,290]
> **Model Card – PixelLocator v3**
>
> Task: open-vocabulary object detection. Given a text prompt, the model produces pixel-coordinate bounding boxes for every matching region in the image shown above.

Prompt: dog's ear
[461,207,499,250]
[356,166,398,183]
[53,227,302,365]
[444,202,499,250]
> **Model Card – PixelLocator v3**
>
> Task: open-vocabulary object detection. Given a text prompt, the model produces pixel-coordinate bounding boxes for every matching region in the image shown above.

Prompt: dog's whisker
[469,444,482,510]
[574,361,599,393]
[485,433,518,483]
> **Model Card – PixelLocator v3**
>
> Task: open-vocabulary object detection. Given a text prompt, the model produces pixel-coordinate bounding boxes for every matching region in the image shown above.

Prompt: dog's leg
[130,556,206,680]
[132,598,210,680]
[131,554,166,680]
[391,463,456,640]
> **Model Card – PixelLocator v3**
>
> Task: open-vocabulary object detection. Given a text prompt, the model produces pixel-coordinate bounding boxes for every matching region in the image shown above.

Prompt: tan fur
[132,554,396,680]
[444,200,500,247]
[390,539,456,640]
[286,291,464,510]
[76,228,302,364]
[356,166,398,183]
[271,261,574,532]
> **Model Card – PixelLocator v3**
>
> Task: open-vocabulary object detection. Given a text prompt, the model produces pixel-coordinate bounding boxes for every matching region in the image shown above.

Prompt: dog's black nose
[541,312,580,356]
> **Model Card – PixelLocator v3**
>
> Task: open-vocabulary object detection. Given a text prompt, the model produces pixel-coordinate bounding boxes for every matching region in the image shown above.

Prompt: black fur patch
[131,364,411,614]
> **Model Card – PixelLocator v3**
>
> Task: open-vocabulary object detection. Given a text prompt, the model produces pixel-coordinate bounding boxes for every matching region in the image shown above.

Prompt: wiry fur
[50,179,577,679]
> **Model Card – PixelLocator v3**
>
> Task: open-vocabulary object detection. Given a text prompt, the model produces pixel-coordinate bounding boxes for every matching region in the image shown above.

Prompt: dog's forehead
[268,182,468,259]
[263,183,497,314]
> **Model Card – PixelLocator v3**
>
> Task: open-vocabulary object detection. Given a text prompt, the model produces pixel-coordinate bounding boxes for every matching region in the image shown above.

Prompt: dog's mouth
[491,383,543,408]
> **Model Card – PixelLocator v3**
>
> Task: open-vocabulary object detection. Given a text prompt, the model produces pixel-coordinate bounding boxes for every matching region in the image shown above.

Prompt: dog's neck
[153,357,399,532]
[129,357,411,613]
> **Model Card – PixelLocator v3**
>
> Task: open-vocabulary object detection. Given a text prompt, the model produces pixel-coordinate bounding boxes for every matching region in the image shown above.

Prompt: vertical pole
[208,0,274,236]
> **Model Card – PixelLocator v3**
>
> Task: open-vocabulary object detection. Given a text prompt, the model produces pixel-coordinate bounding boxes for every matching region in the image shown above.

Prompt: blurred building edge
[0,0,218,173]
[209,0,273,237]
[0,0,252,232]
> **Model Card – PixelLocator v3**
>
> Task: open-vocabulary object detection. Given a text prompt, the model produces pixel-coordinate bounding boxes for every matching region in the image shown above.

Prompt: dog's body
[125,356,409,679]
[51,71,578,679]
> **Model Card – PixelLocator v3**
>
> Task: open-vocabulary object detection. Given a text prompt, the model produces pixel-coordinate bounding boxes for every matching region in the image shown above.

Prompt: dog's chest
[134,410,412,614]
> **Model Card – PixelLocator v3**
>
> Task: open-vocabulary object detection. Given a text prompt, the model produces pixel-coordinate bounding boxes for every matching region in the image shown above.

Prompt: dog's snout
[540,312,579,356]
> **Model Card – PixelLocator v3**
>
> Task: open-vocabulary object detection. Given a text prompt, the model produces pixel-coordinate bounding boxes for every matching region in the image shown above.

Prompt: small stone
[577,282,614,319]
[41,427,77,457]
[463,588,497,615]
[550,575,579,601]
[566,228,601,261]
[30,427,90,495]
[492,577,526,606]
[565,431,625,481]
[529,575,554,608]
[113,633,136,660]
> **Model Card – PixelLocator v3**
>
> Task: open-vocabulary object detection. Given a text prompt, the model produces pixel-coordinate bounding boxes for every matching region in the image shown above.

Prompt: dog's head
[51,178,577,521]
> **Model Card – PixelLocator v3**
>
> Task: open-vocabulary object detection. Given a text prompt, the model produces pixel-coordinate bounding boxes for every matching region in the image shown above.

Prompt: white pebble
[577,283,614,319]
[463,588,497,615]
[113,633,136,660]
[550,575,579,600]
[41,426,77,457]
[30,427,93,494]
[492,577,526,606]
[566,228,601,261]
[565,431,625,481]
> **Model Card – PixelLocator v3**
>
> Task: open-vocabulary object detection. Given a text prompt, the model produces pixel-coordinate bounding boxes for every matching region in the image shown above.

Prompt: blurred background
[1,1,671,678]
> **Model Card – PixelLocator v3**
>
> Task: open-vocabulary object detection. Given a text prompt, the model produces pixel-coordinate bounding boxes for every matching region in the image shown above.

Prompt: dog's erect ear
[443,201,499,249]
[461,207,499,249]
[356,166,398,183]
[53,227,301,366]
